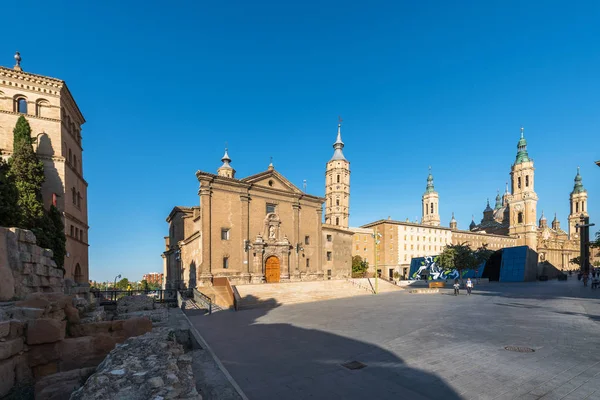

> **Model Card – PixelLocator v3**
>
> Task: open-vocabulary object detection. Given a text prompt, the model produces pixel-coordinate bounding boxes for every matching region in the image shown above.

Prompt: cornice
[64,212,89,228]
[0,109,61,123]
[0,66,63,95]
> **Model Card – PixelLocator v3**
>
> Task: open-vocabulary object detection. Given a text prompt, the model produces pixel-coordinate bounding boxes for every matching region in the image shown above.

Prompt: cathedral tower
[325,122,350,227]
[217,148,235,178]
[421,167,440,226]
[568,167,588,239]
[508,127,538,250]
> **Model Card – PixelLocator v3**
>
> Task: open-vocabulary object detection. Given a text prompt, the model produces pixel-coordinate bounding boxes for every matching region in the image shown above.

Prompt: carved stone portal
[250,213,291,283]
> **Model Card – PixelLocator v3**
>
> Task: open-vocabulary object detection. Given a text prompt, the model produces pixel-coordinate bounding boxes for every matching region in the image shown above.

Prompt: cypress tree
[0,153,19,226]
[8,116,46,229]
[47,205,66,268]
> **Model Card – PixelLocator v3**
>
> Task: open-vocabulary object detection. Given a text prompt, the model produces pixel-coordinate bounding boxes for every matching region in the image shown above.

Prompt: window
[518,212,523,224]
[327,252,332,261]
[305,235,310,245]
[404,244,407,250]
[356,244,359,250]
[525,175,529,187]
[68,149,72,164]
[223,257,229,269]
[337,175,340,183]
[72,187,76,204]
[221,229,230,240]
[75,227,79,238]
[16,98,27,114]
[306,258,310,269]
[73,155,77,171]
[404,255,407,261]
[336,217,339,226]
[518,177,521,189]
[77,192,81,208]
[70,225,74,237]
[430,203,434,213]
[336,199,340,206]
[576,203,579,212]
[582,202,585,212]
[327,235,332,242]
[411,244,414,250]
[266,203,276,214]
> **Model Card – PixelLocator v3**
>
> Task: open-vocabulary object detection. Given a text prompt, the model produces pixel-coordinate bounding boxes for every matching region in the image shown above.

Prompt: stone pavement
[187,277,600,400]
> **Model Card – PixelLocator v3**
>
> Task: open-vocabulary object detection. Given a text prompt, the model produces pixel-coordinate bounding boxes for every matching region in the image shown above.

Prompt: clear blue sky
[3,1,599,282]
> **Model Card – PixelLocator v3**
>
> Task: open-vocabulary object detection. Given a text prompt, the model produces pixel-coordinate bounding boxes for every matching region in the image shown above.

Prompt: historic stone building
[353,127,588,276]
[0,53,88,282]
[163,124,353,288]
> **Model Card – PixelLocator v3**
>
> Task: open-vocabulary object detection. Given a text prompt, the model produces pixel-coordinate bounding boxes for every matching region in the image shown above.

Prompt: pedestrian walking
[583,273,589,287]
[466,278,473,295]
[453,279,460,296]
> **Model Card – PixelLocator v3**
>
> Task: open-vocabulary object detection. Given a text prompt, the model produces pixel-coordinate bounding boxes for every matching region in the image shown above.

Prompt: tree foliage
[352,255,369,277]
[570,256,581,267]
[115,278,130,290]
[0,154,19,226]
[438,242,493,279]
[8,116,45,229]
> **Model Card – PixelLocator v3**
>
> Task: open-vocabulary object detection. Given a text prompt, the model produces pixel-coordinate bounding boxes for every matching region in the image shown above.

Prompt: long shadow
[187,295,462,400]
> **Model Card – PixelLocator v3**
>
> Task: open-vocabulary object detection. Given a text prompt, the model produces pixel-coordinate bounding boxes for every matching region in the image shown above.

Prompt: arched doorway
[74,263,83,283]
[265,256,280,283]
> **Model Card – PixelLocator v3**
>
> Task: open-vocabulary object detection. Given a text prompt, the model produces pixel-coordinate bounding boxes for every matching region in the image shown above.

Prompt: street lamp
[372,229,382,294]
[114,274,121,290]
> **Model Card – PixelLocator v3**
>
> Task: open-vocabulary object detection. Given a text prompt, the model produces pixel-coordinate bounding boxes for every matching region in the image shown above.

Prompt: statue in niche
[269,225,276,239]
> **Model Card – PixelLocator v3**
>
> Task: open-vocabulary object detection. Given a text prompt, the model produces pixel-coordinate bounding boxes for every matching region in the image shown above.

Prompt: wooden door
[265,256,280,283]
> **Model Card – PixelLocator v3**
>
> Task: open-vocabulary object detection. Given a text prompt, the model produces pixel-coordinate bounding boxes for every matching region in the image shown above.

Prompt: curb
[181,311,249,400]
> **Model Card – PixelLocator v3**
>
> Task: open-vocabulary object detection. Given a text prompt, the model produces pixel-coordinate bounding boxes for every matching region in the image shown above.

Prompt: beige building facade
[163,125,353,288]
[0,54,88,282]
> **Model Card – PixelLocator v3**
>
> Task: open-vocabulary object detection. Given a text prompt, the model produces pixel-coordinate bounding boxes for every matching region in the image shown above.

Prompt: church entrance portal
[265,256,280,283]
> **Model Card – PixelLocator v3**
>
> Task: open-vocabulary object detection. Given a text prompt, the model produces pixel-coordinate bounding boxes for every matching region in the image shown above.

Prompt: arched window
[36,100,49,117]
[72,187,76,204]
[74,263,83,283]
[430,203,434,213]
[517,177,521,189]
[16,98,27,114]
[525,175,529,187]
[337,175,340,183]
[518,212,523,224]
[336,217,339,226]
[576,203,579,212]
[582,202,585,212]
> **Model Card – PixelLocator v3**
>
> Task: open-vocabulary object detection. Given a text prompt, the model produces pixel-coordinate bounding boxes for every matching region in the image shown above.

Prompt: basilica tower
[508,127,538,250]
[325,122,350,227]
[568,167,588,239]
[421,167,440,226]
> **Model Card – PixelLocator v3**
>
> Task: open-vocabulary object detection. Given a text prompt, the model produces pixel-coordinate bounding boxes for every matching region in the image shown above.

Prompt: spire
[268,156,274,171]
[494,189,502,210]
[450,212,456,223]
[515,127,531,164]
[217,146,235,178]
[329,120,347,161]
[484,198,493,212]
[425,166,435,194]
[539,210,547,227]
[552,212,560,230]
[13,51,22,71]
[450,212,457,230]
[469,215,476,231]
[220,148,232,168]
[571,166,586,194]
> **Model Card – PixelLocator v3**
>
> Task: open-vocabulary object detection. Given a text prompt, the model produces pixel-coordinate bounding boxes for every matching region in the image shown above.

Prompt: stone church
[163,124,353,288]
[467,128,587,269]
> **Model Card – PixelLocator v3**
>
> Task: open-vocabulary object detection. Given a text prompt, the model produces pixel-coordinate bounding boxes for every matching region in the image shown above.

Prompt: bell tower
[324,120,350,228]
[421,167,440,226]
[508,127,538,250]
[568,167,588,239]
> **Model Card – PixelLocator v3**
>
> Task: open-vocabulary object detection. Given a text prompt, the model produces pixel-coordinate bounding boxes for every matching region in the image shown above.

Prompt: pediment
[241,170,302,194]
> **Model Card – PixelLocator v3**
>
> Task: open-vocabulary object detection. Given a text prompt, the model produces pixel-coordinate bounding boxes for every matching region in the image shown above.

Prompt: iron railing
[193,288,214,314]
[92,289,178,304]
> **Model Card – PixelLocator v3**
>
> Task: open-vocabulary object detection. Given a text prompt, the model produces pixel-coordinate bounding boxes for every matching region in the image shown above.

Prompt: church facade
[354,128,588,278]
[162,124,353,288]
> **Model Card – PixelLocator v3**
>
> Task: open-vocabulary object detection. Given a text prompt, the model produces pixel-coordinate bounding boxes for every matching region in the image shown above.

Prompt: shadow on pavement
[187,294,463,400]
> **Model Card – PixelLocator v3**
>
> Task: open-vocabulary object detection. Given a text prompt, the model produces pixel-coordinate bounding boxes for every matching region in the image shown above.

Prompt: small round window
[268,180,274,187]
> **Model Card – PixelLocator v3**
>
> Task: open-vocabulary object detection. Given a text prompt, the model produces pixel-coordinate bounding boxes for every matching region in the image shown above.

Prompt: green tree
[438,242,491,282]
[115,278,130,290]
[46,205,66,269]
[141,279,150,291]
[352,255,369,277]
[570,256,581,267]
[0,154,19,226]
[8,116,45,228]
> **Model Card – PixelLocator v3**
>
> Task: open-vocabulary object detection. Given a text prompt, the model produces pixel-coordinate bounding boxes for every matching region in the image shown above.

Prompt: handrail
[346,278,375,294]
[92,289,178,303]
[193,288,213,314]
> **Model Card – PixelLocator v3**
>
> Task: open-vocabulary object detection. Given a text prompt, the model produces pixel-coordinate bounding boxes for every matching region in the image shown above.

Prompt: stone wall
[0,292,153,398]
[0,227,64,301]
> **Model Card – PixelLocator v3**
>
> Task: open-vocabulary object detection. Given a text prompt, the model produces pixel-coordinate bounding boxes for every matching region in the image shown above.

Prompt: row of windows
[13,96,50,117]
[574,201,585,213]
[67,147,81,173]
[517,175,531,189]
[70,225,84,241]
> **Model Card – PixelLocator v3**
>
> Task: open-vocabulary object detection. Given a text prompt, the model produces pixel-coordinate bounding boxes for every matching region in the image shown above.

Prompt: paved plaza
[187,278,600,400]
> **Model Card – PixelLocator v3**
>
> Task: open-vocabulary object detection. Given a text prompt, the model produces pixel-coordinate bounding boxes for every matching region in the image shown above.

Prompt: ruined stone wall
[0,227,65,301]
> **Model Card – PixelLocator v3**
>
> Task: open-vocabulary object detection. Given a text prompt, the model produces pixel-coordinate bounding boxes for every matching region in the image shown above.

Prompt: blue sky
[3,1,599,282]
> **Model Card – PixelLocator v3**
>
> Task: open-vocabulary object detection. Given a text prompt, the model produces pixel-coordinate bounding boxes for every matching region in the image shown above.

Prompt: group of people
[453,278,474,296]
